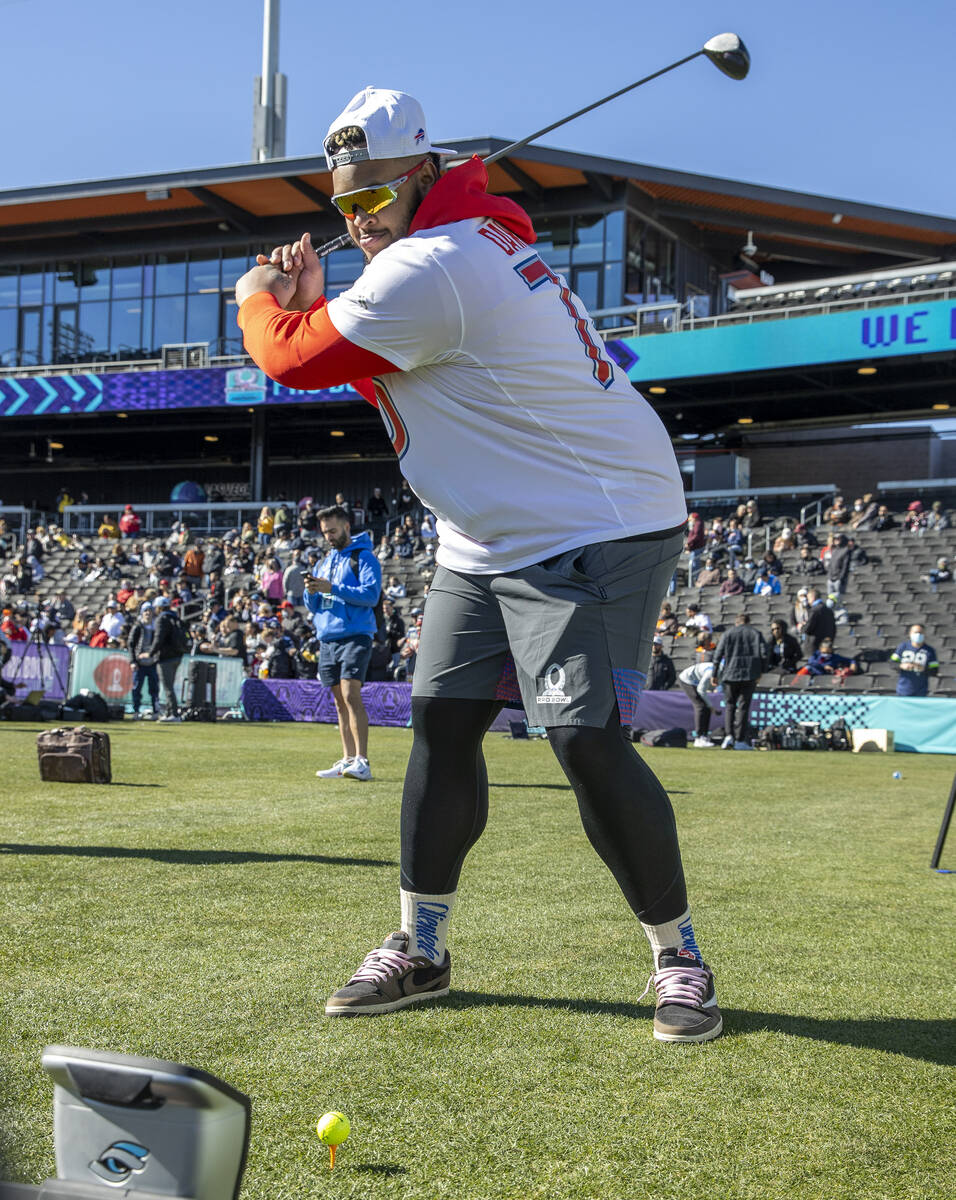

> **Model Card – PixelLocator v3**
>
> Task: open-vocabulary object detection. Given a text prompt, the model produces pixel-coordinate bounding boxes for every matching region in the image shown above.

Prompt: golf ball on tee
[316,1111,350,1146]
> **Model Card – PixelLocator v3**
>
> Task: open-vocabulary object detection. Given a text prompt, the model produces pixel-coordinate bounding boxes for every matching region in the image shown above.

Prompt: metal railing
[0,346,247,380]
[590,282,956,339]
[0,505,34,544]
[60,502,292,537]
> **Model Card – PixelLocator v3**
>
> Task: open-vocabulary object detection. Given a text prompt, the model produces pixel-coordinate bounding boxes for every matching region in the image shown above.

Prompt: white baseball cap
[324,87,456,169]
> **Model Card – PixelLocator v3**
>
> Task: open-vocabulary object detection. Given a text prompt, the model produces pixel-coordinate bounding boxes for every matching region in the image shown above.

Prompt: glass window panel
[154,254,186,295]
[0,267,17,306]
[111,259,143,299]
[326,247,364,286]
[140,299,154,353]
[153,295,186,345]
[572,215,605,266]
[220,295,242,354]
[0,309,17,364]
[110,299,142,356]
[41,305,53,362]
[53,305,79,360]
[603,261,624,310]
[19,308,42,364]
[20,271,47,306]
[221,253,251,290]
[78,259,110,301]
[626,215,645,299]
[54,264,79,303]
[77,300,110,356]
[186,292,219,344]
[188,256,221,293]
[143,263,154,296]
[535,216,571,270]
[573,267,600,314]
[604,209,625,260]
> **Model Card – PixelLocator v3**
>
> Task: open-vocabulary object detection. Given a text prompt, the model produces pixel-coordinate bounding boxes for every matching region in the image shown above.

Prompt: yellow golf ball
[316,1111,350,1146]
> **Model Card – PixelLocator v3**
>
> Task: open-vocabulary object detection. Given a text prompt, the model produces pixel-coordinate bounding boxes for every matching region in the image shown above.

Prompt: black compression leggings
[401,697,687,925]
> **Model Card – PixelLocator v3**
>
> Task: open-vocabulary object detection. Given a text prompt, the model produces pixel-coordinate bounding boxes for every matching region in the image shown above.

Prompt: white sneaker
[316,757,353,779]
[158,714,182,723]
[693,736,717,748]
[734,740,754,751]
[721,735,734,749]
[342,756,372,781]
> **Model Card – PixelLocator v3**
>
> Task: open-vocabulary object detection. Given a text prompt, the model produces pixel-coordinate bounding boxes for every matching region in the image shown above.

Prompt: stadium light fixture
[857,366,878,375]
[932,403,950,411]
[648,386,668,395]
[204,435,219,442]
[330,429,345,437]
[737,416,754,424]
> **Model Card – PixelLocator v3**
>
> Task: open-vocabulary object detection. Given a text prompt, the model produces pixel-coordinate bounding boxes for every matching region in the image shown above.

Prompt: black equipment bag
[639,727,688,748]
[185,659,217,720]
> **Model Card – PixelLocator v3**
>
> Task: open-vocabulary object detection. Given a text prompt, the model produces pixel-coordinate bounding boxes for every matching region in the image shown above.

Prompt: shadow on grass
[0,843,395,868]
[353,1164,407,1176]
[491,783,691,795]
[445,992,955,1066]
[110,781,165,788]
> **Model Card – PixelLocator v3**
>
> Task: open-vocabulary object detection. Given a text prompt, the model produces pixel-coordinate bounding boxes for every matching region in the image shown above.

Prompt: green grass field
[1,721,954,1200]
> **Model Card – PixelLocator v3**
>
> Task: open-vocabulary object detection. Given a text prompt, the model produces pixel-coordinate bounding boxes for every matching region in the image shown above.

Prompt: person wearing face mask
[890,625,939,697]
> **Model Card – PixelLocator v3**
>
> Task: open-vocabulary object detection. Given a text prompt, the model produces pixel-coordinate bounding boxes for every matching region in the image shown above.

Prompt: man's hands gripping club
[235,231,325,311]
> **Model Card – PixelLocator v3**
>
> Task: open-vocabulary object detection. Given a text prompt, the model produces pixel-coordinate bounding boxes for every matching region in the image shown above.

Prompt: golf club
[311,33,749,258]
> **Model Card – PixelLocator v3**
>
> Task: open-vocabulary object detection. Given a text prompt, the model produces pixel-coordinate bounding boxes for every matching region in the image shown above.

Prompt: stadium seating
[661,519,956,695]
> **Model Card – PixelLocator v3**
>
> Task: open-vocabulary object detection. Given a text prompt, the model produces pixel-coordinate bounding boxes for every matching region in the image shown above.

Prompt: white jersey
[327,217,686,574]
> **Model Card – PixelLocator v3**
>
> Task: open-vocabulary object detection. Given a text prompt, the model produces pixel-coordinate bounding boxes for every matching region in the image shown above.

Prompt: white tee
[327,217,686,574]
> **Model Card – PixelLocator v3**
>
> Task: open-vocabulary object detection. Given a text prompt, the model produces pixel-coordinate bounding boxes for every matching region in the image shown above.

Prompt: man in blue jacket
[306,505,383,781]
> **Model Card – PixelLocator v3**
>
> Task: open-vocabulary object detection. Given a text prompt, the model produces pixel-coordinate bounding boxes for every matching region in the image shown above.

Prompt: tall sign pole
[252,0,287,161]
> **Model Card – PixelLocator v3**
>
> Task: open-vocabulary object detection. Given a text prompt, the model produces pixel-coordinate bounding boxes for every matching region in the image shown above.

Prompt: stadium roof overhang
[1,138,954,276]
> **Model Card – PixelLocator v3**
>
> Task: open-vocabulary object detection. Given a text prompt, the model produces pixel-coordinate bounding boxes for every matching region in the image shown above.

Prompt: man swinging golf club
[235,86,722,1042]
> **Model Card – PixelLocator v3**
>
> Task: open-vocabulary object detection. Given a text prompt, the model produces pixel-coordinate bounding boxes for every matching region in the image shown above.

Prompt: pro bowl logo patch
[89,1141,150,1184]
[536,662,570,705]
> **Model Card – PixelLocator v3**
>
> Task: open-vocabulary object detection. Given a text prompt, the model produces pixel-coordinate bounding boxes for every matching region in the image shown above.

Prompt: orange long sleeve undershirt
[237,292,398,406]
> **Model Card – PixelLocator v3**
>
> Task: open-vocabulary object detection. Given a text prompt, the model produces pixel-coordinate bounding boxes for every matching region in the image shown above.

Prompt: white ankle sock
[640,907,702,963]
[401,889,456,964]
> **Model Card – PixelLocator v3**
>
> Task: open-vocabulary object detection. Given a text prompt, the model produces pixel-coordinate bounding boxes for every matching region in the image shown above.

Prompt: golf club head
[702,33,751,81]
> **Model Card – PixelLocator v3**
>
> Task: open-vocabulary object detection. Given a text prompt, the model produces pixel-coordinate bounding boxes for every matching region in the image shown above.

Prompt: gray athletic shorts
[412,529,683,727]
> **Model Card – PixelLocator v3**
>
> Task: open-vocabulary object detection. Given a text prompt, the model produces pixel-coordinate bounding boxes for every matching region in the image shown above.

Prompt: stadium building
[1,138,954,515]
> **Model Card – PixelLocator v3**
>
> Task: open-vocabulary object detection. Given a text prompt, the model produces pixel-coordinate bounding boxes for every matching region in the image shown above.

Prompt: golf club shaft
[314,232,354,258]
[483,49,703,166]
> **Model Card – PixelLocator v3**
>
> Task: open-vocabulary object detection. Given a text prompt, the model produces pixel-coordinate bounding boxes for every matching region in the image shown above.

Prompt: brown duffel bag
[37,726,112,784]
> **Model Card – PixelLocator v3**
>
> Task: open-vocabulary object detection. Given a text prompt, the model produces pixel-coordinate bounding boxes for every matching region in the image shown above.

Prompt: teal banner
[749,691,956,755]
[609,298,956,382]
[68,645,246,708]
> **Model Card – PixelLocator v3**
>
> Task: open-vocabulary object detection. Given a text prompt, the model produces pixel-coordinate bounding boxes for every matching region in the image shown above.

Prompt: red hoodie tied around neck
[236,157,536,402]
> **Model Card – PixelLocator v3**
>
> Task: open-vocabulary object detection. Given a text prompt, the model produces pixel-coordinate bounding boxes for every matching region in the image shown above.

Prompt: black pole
[930,771,956,869]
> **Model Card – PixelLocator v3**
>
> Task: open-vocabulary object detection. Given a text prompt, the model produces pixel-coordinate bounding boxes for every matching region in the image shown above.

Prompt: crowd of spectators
[0,483,434,718]
[643,491,954,703]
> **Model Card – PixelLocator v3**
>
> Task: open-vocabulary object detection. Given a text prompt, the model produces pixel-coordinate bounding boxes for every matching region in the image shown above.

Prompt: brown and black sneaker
[324,931,451,1016]
[645,947,723,1043]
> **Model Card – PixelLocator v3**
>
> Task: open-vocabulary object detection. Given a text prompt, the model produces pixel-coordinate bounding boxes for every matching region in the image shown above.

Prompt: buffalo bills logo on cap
[414,127,425,144]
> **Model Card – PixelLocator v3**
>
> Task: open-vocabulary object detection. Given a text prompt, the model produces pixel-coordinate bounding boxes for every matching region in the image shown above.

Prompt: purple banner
[0,366,364,418]
[241,679,412,727]
[1,642,71,700]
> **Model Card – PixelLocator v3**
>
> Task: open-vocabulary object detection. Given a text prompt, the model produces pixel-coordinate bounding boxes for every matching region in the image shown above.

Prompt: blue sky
[1,0,953,221]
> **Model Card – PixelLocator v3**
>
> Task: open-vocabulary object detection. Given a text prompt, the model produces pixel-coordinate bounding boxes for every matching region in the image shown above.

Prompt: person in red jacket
[1,609,28,642]
[234,88,719,1044]
[119,505,141,537]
